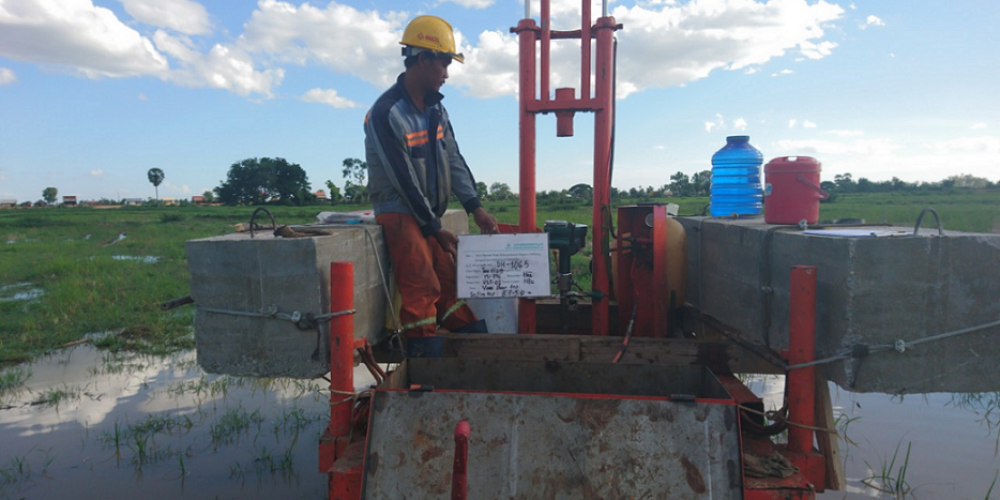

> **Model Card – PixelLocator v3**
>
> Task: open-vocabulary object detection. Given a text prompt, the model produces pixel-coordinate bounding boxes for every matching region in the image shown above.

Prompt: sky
[0,0,998,203]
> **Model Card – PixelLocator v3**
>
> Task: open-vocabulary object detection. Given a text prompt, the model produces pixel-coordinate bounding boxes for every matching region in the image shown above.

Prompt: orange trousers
[376,213,478,338]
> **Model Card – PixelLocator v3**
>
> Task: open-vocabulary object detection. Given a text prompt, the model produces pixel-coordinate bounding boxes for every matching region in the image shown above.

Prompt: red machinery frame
[513,0,620,335]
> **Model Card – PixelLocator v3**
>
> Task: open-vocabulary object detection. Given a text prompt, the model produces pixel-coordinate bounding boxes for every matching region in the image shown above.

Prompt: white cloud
[774,138,901,156]
[0,0,168,78]
[238,0,404,90]
[788,119,798,128]
[928,136,1000,155]
[733,118,748,131]
[302,88,358,108]
[865,15,885,27]
[803,120,817,129]
[0,67,16,84]
[462,0,844,99]
[90,169,103,176]
[137,92,147,100]
[607,0,843,96]
[827,129,864,137]
[705,113,724,132]
[771,69,795,77]
[153,31,283,96]
[449,29,519,98]
[442,0,494,8]
[971,122,988,130]
[119,0,211,35]
[163,181,190,194]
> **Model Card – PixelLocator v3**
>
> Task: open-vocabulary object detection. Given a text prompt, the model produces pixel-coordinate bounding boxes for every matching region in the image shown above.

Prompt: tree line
[29,160,994,208]
[206,160,1000,207]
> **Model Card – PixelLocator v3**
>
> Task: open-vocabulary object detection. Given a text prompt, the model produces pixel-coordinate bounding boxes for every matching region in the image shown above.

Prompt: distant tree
[947,174,990,188]
[42,187,58,204]
[325,180,343,204]
[567,183,593,201]
[34,200,47,207]
[201,190,215,203]
[341,158,368,203]
[668,172,691,196]
[475,181,488,200]
[834,173,855,192]
[691,170,712,196]
[489,182,513,200]
[214,157,313,206]
[147,168,165,200]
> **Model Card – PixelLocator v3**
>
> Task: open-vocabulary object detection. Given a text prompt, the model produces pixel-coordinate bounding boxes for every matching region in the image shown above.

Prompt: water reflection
[0,345,378,500]
[744,374,1000,499]
[5,353,999,499]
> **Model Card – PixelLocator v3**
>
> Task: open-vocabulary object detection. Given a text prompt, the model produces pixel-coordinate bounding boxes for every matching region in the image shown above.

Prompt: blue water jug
[710,135,763,217]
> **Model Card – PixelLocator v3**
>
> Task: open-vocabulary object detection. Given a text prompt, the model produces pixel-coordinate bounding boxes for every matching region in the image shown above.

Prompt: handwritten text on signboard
[456,234,550,299]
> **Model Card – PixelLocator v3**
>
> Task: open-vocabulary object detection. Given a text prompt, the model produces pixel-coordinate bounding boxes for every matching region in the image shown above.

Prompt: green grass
[0,204,364,366]
[862,440,913,498]
[1,193,996,366]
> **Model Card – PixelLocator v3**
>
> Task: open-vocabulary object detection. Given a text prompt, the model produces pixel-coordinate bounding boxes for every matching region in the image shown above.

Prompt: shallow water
[746,375,1000,499]
[2,349,998,499]
[0,346,377,500]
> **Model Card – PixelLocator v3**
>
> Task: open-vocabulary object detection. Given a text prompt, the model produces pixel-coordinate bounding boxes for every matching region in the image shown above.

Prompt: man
[364,15,499,357]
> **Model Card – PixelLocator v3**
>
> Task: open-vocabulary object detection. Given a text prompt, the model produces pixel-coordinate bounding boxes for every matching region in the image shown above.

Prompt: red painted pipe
[787,265,817,453]
[590,15,616,336]
[329,261,354,438]
[581,0,591,99]
[452,420,470,500]
[540,0,550,101]
[516,16,538,334]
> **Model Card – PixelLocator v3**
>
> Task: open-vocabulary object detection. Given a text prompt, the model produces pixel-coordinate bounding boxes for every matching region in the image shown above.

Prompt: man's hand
[473,207,499,234]
[434,229,459,260]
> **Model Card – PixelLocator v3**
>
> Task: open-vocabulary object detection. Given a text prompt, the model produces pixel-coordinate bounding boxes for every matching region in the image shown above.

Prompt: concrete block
[679,217,1000,393]
[187,210,470,378]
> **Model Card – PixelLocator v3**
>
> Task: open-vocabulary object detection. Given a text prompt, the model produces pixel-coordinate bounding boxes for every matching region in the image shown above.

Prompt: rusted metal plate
[362,389,742,499]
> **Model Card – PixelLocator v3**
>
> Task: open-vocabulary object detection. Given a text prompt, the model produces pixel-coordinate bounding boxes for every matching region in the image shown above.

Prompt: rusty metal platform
[360,359,742,499]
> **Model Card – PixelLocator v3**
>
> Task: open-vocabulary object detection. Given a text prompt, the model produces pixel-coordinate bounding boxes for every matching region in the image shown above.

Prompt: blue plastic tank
[710,136,763,217]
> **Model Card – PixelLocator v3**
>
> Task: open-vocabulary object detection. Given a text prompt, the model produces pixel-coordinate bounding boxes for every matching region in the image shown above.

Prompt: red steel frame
[616,205,670,337]
[513,0,619,335]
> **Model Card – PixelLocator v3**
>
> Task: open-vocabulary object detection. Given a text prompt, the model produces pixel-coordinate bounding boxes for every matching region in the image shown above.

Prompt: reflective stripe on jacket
[364,73,482,237]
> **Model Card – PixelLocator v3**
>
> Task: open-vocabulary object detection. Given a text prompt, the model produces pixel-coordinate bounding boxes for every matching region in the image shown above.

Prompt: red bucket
[764,156,828,225]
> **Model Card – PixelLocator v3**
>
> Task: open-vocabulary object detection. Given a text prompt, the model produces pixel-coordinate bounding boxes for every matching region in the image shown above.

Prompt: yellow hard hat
[399,15,464,63]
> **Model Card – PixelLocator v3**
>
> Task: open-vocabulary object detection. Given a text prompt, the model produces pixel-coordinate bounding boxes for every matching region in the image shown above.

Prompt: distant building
[62,196,78,206]
[191,195,205,205]
[162,197,178,206]
[314,190,328,200]
[123,198,144,206]
[0,199,16,208]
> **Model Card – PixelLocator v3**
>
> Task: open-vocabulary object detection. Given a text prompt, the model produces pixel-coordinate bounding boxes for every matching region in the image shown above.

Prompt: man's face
[420,54,451,92]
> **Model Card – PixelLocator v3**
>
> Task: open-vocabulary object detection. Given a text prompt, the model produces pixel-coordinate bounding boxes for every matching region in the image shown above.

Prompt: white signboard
[456,233,551,299]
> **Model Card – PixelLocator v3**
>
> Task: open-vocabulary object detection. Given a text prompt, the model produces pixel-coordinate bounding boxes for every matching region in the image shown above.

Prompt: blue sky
[0,0,997,203]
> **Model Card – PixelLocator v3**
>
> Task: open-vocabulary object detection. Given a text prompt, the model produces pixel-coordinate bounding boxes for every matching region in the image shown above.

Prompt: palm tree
[147,168,165,200]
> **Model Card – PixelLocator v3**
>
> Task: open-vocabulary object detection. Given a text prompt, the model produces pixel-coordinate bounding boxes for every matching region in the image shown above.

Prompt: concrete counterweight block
[185,210,470,379]
[679,217,1000,393]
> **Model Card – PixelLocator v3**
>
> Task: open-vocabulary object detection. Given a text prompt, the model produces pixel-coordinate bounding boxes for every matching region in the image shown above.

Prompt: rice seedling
[32,384,84,409]
[862,440,913,498]
[210,407,265,446]
[985,469,998,500]
[0,366,31,401]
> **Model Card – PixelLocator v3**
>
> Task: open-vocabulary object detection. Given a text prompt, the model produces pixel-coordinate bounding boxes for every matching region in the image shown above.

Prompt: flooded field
[2,346,998,499]
[0,346,377,500]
